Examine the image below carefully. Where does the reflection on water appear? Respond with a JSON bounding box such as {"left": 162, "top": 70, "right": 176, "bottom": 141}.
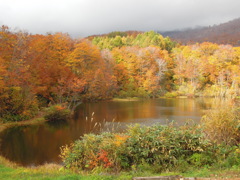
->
{"left": 0, "top": 98, "right": 235, "bottom": 166}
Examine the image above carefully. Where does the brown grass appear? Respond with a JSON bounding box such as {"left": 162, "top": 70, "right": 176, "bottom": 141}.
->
{"left": 201, "top": 107, "right": 240, "bottom": 145}
{"left": 0, "top": 155, "right": 19, "bottom": 168}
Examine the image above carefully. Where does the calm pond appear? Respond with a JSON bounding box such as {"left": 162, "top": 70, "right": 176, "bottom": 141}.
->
{"left": 0, "top": 98, "right": 233, "bottom": 166}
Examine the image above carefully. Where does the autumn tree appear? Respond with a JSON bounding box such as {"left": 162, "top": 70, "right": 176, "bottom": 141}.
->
{"left": 65, "top": 40, "right": 116, "bottom": 100}
{"left": 0, "top": 27, "right": 38, "bottom": 121}
{"left": 172, "top": 42, "right": 240, "bottom": 97}
{"left": 111, "top": 46, "right": 170, "bottom": 97}
{"left": 25, "top": 33, "right": 82, "bottom": 104}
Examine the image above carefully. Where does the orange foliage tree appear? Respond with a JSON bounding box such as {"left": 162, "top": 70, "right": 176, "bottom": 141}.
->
{"left": 65, "top": 40, "right": 116, "bottom": 100}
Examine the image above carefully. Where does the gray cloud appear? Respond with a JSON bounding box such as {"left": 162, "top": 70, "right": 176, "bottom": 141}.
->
{"left": 0, "top": 0, "right": 240, "bottom": 37}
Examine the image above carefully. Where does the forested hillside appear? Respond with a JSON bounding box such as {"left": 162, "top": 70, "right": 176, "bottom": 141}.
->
{"left": 1, "top": 26, "right": 240, "bottom": 122}
{"left": 162, "top": 18, "right": 240, "bottom": 46}
{"left": 86, "top": 31, "right": 143, "bottom": 41}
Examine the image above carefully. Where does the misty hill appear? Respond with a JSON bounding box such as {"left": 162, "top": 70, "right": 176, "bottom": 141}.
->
{"left": 161, "top": 18, "right": 240, "bottom": 46}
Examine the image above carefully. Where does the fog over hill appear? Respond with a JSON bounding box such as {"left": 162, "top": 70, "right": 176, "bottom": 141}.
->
{"left": 160, "top": 18, "right": 240, "bottom": 46}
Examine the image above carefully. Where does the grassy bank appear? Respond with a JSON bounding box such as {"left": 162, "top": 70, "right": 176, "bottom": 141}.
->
{"left": 0, "top": 157, "right": 82, "bottom": 180}
{"left": 0, "top": 157, "right": 240, "bottom": 180}
{"left": 0, "top": 155, "right": 163, "bottom": 180}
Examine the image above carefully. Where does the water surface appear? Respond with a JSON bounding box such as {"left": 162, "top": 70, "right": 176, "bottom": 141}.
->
{"left": 0, "top": 98, "right": 232, "bottom": 166}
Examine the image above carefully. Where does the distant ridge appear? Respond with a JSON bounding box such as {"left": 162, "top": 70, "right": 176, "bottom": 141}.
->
{"left": 161, "top": 18, "right": 240, "bottom": 46}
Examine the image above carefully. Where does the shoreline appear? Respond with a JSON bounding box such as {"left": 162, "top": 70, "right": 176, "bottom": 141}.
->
{"left": 0, "top": 112, "right": 47, "bottom": 134}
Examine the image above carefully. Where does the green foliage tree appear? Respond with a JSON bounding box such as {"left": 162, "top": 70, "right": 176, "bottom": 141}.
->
{"left": 92, "top": 31, "right": 177, "bottom": 51}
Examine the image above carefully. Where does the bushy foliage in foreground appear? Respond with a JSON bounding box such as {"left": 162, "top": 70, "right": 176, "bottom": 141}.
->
{"left": 60, "top": 124, "right": 230, "bottom": 173}
{"left": 60, "top": 107, "right": 240, "bottom": 173}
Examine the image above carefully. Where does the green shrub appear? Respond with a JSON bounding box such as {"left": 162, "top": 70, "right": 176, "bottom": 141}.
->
{"left": 222, "top": 146, "right": 240, "bottom": 167}
{"left": 60, "top": 124, "right": 212, "bottom": 172}
{"left": 60, "top": 132, "right": 127, "bottom": 172}
{"left": 188, "top": 153, "right": 214, "bottom": 167}
{"left": 220, "top": 146, "right": 240, "bottom": 168}
{"left": 44, "top": 104, "right": 71, "bottom": 122}
{"left": 164, "top": 91, "right": 178, "bottom": 98}
{"left": 60, "top": 122, "right": 240, "bottom": 173}
{"left": 203, "top": 144, "right": 240, "bottom": 171}
{"left": 125, "top": 124, "right": 211, "bottom": 170}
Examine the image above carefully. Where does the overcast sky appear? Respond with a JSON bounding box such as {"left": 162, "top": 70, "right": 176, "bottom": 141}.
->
{"left": 0, "top": 0, "right": 240, "bottom": 38}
